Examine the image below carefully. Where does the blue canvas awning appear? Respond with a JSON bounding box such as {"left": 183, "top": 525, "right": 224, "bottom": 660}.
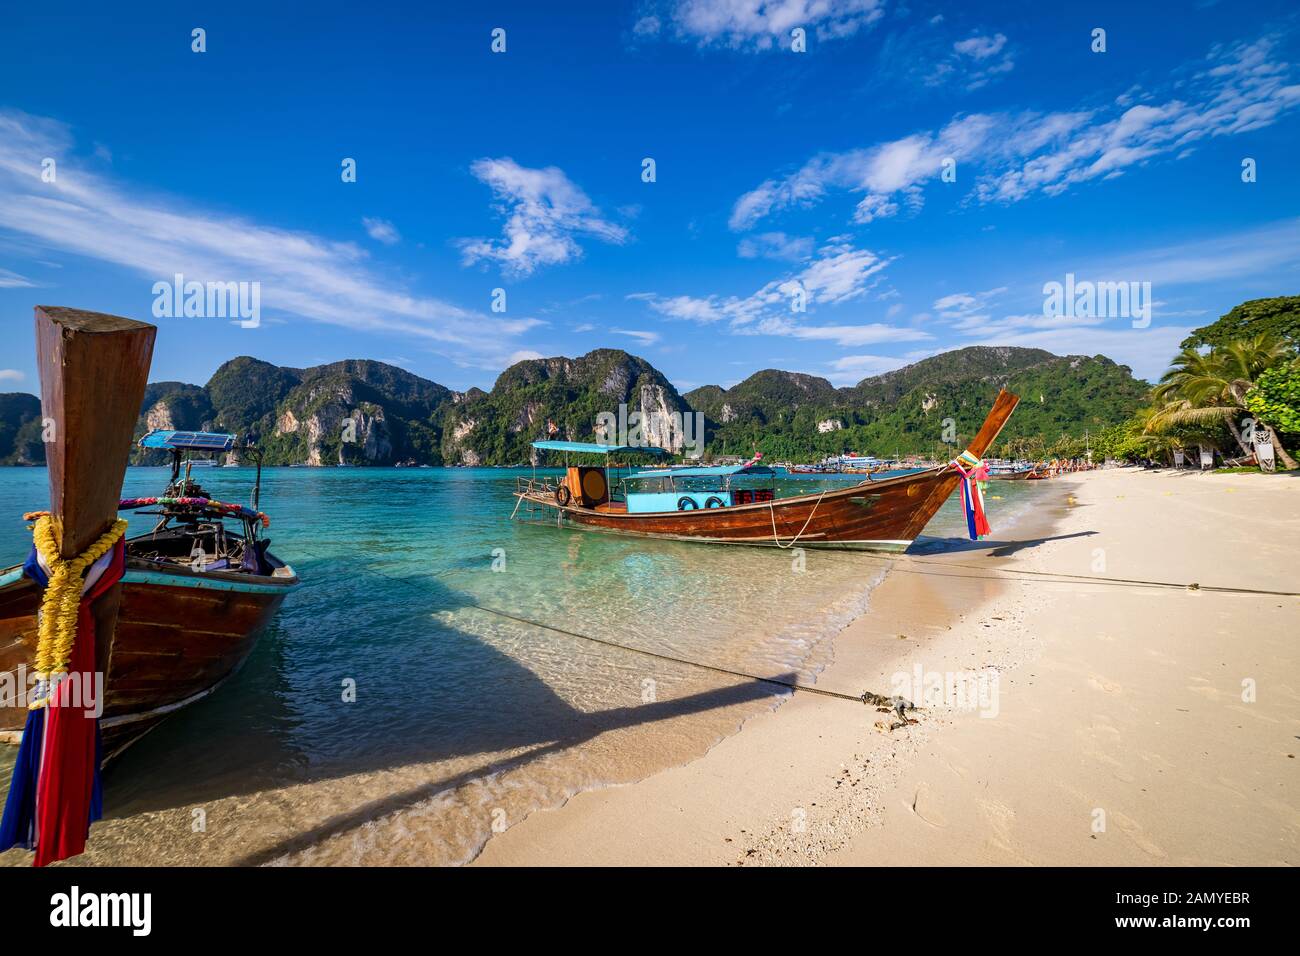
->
{"left": 139, "top": 430, "right": 236, "bottom": 451}
{"left": 625, "top": 464, "right": 774, "bottom": 480}
{"left": 531, "top": 440, "right": 670, "bottom": 456}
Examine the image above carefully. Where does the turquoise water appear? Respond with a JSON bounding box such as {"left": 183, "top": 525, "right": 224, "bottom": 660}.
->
{"left": 0, "top": 466, "right": 1045, "bottom": 865}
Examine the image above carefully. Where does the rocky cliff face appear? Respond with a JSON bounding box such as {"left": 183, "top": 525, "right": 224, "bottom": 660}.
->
{"left": 442, "top": 348, "right": 698, "bottom": 464}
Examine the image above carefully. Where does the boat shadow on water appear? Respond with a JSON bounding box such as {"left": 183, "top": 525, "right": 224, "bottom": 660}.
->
{"left": 100, "top": 552, "right": 791, "bottom": 846}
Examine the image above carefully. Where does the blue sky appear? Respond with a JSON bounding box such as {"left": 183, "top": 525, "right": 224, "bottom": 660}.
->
{"left": 1, "top": 1, "right": 1298, "bottom": 396}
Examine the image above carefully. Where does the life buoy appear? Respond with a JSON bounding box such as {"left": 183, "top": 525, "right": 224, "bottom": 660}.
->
{"left": 555, "top": 485, "right": 572, "bottom": 506}
{"left": 677, "top": 496, "right": 698, "bottom": 511}
{"left": 704, "top": 496, "right": 725, "bottom": 509}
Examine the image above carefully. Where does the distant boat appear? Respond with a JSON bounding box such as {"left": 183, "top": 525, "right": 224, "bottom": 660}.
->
{"left": 987, "top": 461, "right": 1035, "bottom": 480}
{"left": 513, "top": 391, "right": 1020, "bottom": 552}
{"left": 185, "top": 458, "right": 217, "bottom": 468}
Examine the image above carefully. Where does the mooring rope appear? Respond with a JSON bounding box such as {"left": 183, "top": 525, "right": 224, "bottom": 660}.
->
{"left": 810, "top": 550, "right": 1300, "bottom": 598}
{"left": 769, "top": 488, "right": 829, "bottom": 550}
{"left": 287, "top": 541, "right": 898, "bottom": 709}
{"left": 456, "top": 599, "right": 896, "bottom": 707}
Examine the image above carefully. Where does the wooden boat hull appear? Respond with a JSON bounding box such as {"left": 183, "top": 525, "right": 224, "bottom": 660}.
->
{"left": 989, "top": 469, "right": 1034, "bottom": 480}
{"left": 0, "top": 559, "right": 297, "bottom": 762}
{"left": 516, "top": 389, "right": 1021, "bottom": 551}
{"left": 521, "top": 465, "right": 962, "bottom": 550}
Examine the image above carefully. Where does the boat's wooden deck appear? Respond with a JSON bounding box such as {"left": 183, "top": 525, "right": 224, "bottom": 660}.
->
{"left": 593, "top": 501, "right": 628, "bottom": 513}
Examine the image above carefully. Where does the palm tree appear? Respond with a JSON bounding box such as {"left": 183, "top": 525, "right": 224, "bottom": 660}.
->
{"left": 1147, "top": 335, "right": 1298, "bottom": 469}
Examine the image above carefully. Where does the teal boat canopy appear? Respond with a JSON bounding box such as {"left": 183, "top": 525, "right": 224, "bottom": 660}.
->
{"left": 139, "top": 430, "right": 236, "bottom": 451}
{"left": 625, "top": 463, "right": 773, "bottom": 480}
{"left": 531, "top": 440, "right": 670, "bottom": 456}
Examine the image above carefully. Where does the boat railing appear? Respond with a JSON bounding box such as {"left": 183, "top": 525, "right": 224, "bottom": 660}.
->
{"left": 515, "top": 475, "right": 559, "bottom": 498}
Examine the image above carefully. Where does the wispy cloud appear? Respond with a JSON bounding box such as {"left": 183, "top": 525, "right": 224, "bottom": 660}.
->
{"left": 632, "top": 238, "right": 925, "bottom": 347}
{"left": 941, "top": 33, "right": 1015, "bottom": 90}
{"left": 0, "top": 267, "right": 35, "bottom": 288}
{"left": 731, "top": 35, "right": 1300, "bottom": 230}
{"left": 824, "top": 352, "right": 909, "bottom": 385}
{"left": 0, "top": 109, "right": 541, "bottom": 368}
{"left": 737, "top": 231, "right": 814, "bottom": 261}
{"left": 611, "top": 327, "right": 662, "bottom": 346}
{"left": 638, "top": 0, "right": 885, "bottom": 51}
{"left": 457, "top": 157, "right": 628, "bottom": 277}
{"left": 362, "top": 217, "right": 400, "bottom": 245}
{"left": 0, "top": 369, "right": 26, "bottom": 383}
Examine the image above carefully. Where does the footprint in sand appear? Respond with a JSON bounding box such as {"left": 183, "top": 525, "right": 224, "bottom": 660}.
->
{"left": 979, "top": 799, "right": 1022, "bottom": 855}
{"left": 1089, "top": 676, "right": 1123, "bottom": 694}
{"left": 1111, "top": 811, "right": 1168, "bottom": 859}
{"left": 907, "top": 782, "right": 947, "bottom": 828}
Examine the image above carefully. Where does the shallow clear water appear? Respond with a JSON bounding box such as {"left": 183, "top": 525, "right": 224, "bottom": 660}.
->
{"left": 0, "top": 466, "right": 1045, "bottom": 865}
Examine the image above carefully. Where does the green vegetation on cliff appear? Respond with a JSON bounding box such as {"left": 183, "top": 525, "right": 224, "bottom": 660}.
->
{"left": 0, "top": 344, "right": 1157, "bottom": 467}
{"left": 0, "top": 393, "right": 43, "bottom": 465}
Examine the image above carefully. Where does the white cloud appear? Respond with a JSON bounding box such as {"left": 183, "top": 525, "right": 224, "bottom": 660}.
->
{"left": 362, "top": 217, "right": 400, "bottom": 245}
{"left": 729, "top": 114, "right": 997, "bottom": 229}
{"left": 731, "top": 35, "right": 1300, "bottom": 229}
{"left": 652, "top": 0, "right": 885, "bottom": 50}
{"left": 0, "top": 369, "right": 25, "bottom": 383}
{"left": 966, "top": 325, "right": 1192, "bottom": 382}
{"left": 634, "top": 238, "right": 923, "bottom": 348}
{"left": 611, "top": 327, "right": 662, "bottom": 346}
{"left": 953, "top": 33, "right": 1006, "bottom": 60}
{"left": 633, "top": 15, "right": 662, "bottom": 37}
{"left": 945, "top": 33, "right": 1014, "bottom": 90}
{"left": 824, "top": 352, "right": 909, "bottom": 384}
{"left": 746, "top": 317, "right": 929, "bottom": 347}
{"left": 1088, "top": 218, "right": 1300, "bottom": 287}
{"left": 636, "top": 238, "right": 893, "bottom": 327}
{"left": 736, "top": 231, "right": 813, "bottom": 261}
{"left": 458, "top": 157, "right": 628, "bottom": 277}
{"left": 506, "top": 349, "right": 546, "bottom": 364}
{"left": 0, "top": 267, "right": 34, "bottom": 288}
{"left": 0, "top": 109, "right": 541, "bottom": 368}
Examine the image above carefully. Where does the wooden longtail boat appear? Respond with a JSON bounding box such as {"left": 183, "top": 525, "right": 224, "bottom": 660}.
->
{"left": 0, "top": 307, "right": 300, "bottom": 763}
{"left": 514, "top": 389, "right": 1020, "bottom": 551}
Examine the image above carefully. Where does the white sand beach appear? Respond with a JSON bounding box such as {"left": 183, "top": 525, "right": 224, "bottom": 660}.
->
{"left": 474, "top": 468, "right": 1300, "bottom": 866}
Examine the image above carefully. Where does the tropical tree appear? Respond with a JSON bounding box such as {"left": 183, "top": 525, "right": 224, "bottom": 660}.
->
{"left": 1245, "top": 357, "right": 1300, "bottom": 437}
{"left": 1147, "top": 335, "right": 1298, "bottom": 469}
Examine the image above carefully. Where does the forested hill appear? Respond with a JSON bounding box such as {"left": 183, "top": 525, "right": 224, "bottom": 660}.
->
{"left": 0, "top": 345, "right": 1149, "bottom": 465}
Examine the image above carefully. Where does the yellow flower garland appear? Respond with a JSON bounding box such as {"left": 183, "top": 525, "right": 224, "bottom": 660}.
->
{"left": 28, "top": 516, "right": 128, "bottom": 704}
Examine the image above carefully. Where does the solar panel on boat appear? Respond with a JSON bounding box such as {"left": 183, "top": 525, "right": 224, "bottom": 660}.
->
{"left": 138, "top": 430, "right": 236, "bottom": 451}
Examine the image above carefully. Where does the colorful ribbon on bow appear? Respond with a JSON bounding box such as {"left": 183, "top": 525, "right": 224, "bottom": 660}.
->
{"left": 952, "top": 450, "right": 991, "bottom": 540}
{"left": 0, "top": 516, "right": 127, "bottom": 866}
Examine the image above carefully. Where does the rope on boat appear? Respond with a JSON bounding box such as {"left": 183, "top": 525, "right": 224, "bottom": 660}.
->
{"left": 768, "top": 488, "right": 829, "bottom": 550}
